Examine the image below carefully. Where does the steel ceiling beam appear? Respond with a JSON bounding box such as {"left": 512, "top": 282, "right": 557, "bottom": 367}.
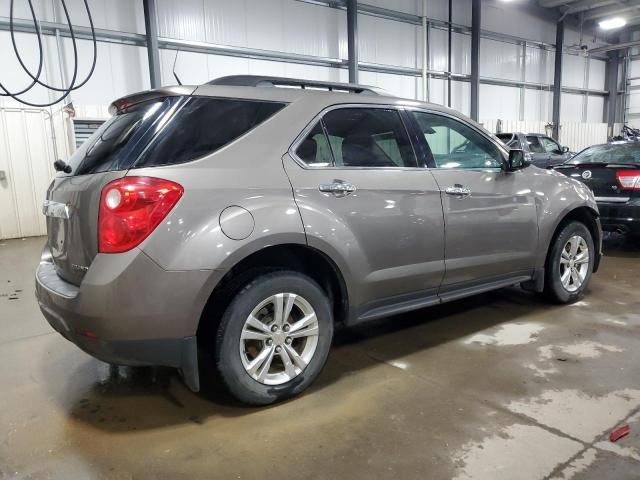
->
{"left": 539, "top": 0, "right": 579, "bottom": 7}
{"left": 590, "top": 38, "right": 640, "bottom": 54}
{"left": 583, "top": 3, "right": 640, "bottom": 20}
{"left": 560, "top": 0, "right": 621, "bottom": 14}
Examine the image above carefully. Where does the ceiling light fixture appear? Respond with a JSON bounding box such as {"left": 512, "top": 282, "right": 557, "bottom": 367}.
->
{"left": 599, "top": 17, "right": 627, "bottom": 30}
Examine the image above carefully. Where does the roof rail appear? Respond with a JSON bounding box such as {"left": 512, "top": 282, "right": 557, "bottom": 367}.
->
{"left": 205, "top": 75, "right": 384, "bottom": 95}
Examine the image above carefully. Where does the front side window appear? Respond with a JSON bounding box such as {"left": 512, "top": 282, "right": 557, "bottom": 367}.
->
{"left": 526, "top": 136, "right": 545, "bottom": 154}
{"left": 540, "top": 136, "right": 561, "bottom": 154}
{"left": 295, "top": 107, "right": 416, "bottom": 168}
{"left": 412, "top": 112, "right": 503, "bottom": 169}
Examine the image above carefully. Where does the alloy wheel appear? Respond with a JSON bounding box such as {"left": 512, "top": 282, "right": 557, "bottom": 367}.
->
{"left": 559, "top": 235, "right": 590, "bottom": 293}
{"left": 239, "top": 293, "right": 319, "bottom": 385}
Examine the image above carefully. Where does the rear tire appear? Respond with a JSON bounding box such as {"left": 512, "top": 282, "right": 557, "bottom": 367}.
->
{"left": 543, "top": 221, "right": 595, "bottom": 304}
{"left": 214, "top": 271, "right": 333, "bottom": 405}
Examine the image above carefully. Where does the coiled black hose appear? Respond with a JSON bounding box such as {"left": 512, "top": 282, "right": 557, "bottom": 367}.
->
{"left": 0, "top": 0, "right": 97, "bottom": 107}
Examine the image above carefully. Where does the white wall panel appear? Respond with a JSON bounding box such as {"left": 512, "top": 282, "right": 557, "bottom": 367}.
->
{"left": 586, "top": 96, "right": 604, "bottom": 123}
{"left": 588, "top": 59, "right": 606, "bottom": 91}
{"left": 480, "top": 38, "right": 521, "bottom": 82}
{"left": 560, "top": 93, "right": 584, "bottom": 122}
{"left": 560, "top": 123, "right": 608, "bottom": 152}
{"left": 359, "top": 14, "right": 418, "bottom": 68}
{"left": 525, "top": 46, "right": 553, "bottom": 85}
{"left": 479, "top": 84, "right": 520, "bottom": 121}
{"left": 0, "top": 108, "right": 56, "bottom": 239}
{"left": 482, "top": 119, "right": 548, "bottom": 136}
{"left": 0, "top": 32, "right": 55, "bottom": 107}
{"left": 429, "top": 29, "right": 470, "bottom": 75}
{"left": 157, "top": 0, "right": 207, "bottom": 41}
{"left": 61, "top": 39, "right": 149, "bottom": 106}
{"left": 483, "top": 3, "right": 555, "bottom": 43}
{"left": 359, "top": 72, "right": 421, "bottom": 100}
{"left": 0, "top": 0, "right": 144, "bottom": 33}
{"left": 562, "top": 54, "right": 586, "bottom": 89}
{"left": 285, "top": 2, "right": 346, "bottom": 59}
{"left": 524, "top": 89, "right": 552, "bottom": 122}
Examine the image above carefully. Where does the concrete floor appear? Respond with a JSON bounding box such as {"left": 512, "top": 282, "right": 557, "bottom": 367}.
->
{"left": 1, "top": 236, "right": 640, "bottom": 480}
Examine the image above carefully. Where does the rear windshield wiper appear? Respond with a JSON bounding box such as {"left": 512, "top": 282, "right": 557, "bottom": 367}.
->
{"left": 53, "top": 159, "right": 72, "bottom": 174}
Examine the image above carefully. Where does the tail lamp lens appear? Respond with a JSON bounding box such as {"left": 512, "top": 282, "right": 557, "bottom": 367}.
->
{"left": 98, "top": 176, "right": 183, "bottom": 253}
{"left": 616, "top": 170, "right": 640, "bottom": 191}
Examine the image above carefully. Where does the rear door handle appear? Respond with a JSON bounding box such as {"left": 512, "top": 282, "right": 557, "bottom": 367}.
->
{"left": 445, "top": 185, "right": 471, "bottom": 197}
{"left": 319, "top": 181, "right": 357, "bottom": 197}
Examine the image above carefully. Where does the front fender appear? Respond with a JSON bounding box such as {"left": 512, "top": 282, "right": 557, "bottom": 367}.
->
{"left": 532, "top": 168, "right": 599, "bottom": 267}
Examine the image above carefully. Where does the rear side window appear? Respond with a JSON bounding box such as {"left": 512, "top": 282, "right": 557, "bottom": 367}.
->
{"left": 67, "top": 97, "right": 285, "bottom": 175}
{"left": 135, "top": 97, "right": 285, "bottom": 168}
{"left": 295, "top": 107, "right": 416, "bottom": 168}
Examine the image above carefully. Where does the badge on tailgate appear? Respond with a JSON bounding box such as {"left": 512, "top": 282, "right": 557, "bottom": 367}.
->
{"left": 42, "top": 200, "right": 70, "bottom": 219}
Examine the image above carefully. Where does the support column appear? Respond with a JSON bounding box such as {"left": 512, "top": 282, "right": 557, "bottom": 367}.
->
{"left": 470, "top": 0, "right": 481, "bottom": 121}
{"left": 143, "top": 0, "right": 161, "bottom": 88}
{"left": 347, "top": 0, "right": 358, "bottom": 84}
{"left": 605, "top": 50, "right": 619, "bottom": 135}
{"left": 447, "top": 0, "right": 452, "bottom": 108}
{"left": 552, "top": 19, "right": 564, "bottom": 141}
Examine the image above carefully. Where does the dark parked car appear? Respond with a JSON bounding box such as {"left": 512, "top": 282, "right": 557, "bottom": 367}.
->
{"left": 496, "top": 132, "right": 572, "bottom": 168}
{"left": 554, "top": 142, "right": 640, "bottom": 237}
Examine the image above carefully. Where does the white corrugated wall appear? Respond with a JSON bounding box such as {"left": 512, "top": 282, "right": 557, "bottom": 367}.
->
{"left": 0, "top": 108, "right": 56, "bottom": 239}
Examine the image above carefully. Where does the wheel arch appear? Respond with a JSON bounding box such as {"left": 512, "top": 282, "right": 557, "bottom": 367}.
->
{"left": 546, "top": 206, "right": 601, "bottom": 273}
{"left": 196, "top": 243, "right": 350, "bottom": 350}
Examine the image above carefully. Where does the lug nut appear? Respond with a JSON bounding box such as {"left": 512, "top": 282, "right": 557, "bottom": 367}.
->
{"left": 283, "top": 324, "right": 290, "bottom": 332}
{"left": 266, "top": 339, "right": 273, "bottom": 346}
{"left": 275, "top": 346, "right": 282, "bottom": 353}
{"left": 285, "top": 337, "right": 292, "bottom": 345}
{"left": 271, "top": 325, "right": 278, "bottom": 332}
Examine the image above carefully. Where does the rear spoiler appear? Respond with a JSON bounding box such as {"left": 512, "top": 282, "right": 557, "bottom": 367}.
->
{"left": 108, "top": 86, "right": 197, "bottom": 115}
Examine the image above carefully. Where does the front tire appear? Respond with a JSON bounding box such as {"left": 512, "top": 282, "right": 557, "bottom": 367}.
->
{"left": 214, "top": 271, "right": 333, "bottom": 405}
{"left": 544, "top": 221, "right": 595, "bottom": 303}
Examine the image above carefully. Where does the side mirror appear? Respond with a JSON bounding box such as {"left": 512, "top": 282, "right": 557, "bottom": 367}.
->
{"left": 507, "top": 149, "right": 528, "bottom": 171}
{"left": 562, "top": 146, "right": 570, "bottom": 153}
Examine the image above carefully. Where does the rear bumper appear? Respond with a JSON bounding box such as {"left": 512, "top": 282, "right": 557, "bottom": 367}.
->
{"left": 597, "top": 202, "right": 640, "bottom": 234}
{"left": 35, "top": 246, "right": 224, "bottom": 392}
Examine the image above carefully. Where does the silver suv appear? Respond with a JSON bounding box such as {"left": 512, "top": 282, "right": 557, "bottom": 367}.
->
{"left": 36, "top": 76, "right": 602, "bottom": 405}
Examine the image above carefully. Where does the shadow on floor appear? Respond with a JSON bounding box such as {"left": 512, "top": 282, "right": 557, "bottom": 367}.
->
{"left": 45, "top": 284, "right": 558, "bottom": 434}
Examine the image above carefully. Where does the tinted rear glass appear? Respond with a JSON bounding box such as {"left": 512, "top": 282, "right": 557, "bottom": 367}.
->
{"left": 135, "top": 97, "right": 285, "bottom": 168}
{"left": 66, "top": 96, "right": 285, "bottom": 175}
{"left": 568, "top": 144, "right": 640, "bottom": 165}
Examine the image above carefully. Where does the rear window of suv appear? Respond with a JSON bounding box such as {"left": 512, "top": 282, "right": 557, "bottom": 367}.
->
{"left": 67, "top": 97, "right": 285, "bottom": 175}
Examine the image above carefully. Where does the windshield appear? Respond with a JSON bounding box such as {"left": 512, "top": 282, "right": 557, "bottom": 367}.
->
{"left": 567, "top": 143, "right": 640, "bottom": 165}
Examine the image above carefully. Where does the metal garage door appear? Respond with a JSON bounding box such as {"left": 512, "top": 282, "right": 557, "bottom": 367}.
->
{"left": 0, "top": 108, "right": 56, "bottom": 240}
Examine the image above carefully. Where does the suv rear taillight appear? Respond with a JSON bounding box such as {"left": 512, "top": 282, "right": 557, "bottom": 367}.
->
{"left": 616, "top": 171, "right": 640, "bottom": 191}
{"left": 98, "top": 177, "right": 183, "bottom": 253}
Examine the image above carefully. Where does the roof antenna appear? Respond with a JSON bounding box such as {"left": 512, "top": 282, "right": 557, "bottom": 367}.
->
{"left": 172, "top": 49, "right": 183, "bottom": 85}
